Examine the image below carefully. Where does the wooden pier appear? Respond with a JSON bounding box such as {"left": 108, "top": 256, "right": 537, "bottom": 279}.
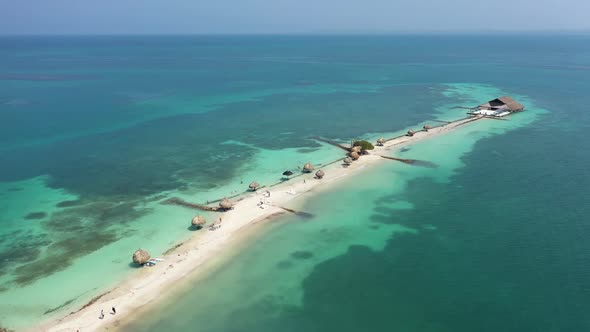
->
{"left": 161, "top": 197, "right": 222, "bottom": 211}
{"left": 310, "top": 136, "right": 351, "bottom": 151}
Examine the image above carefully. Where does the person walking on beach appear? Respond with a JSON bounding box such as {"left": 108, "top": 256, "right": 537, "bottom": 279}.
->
{"left": 111, "top": 306, "right": 116, "bottom": 315}
{"left": 99, "top": 309, "right": 104, "bottom": 319}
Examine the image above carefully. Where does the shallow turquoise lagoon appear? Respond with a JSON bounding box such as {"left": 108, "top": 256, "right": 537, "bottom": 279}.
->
{"left": 1, "top": 35, "right": 589, "bottom": 331}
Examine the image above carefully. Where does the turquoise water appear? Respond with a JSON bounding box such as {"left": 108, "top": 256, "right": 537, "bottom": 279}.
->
{"left": 123, "top": 107, "right": 547, "bottom": 332}
{"left": 1, "top": 35, "right": 590, "bottom": 330}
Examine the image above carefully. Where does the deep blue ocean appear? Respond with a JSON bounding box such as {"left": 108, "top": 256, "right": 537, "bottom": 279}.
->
{"left": 0, "top": 35, "right": 589, "bottom": 331}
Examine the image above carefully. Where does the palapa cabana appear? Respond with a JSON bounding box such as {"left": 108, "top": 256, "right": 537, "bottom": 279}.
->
{"left": 132, "top": 248, "right": 150, "bottom": 265}
{"left": 350, "top": 151, "right": 360, "bottom": 160}
{"left": 343, "top": 157, "right": 353, "bottom": 166}
{"left": 478, "top": 96, "right": 524, "bottom": 112}
{"left": 406, "top": 129, "right": 416, "bottom": 137}
{"left": 191, "top": 215, "right": 206, "bottom": 228}
{"left": 423, "top": 125, "right": 433, "bottom": 131}
{"left": 219, "top": 198, "right": 234, "bottom": 211}
{"left": 303, "top": 163, "right": 315, "bottom": 173}
{"left": 376, "top": 137, "right": 385, "bottom": 146}
{"left": 248, "top": 181, "right": 260, "bottom": 191}
{"left": 350, "top": 146, "right": 362, "bottom": 154}
{"left": 315, "top": 169, "right": 325, "bottom": 179}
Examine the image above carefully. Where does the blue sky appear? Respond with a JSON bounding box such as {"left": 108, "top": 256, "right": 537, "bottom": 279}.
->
{"left": 1, "top": 0, "right": 589, "bottom": 34}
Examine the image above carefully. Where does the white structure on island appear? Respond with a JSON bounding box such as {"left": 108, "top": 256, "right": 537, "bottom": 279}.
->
{"left": 469, "top": 96, "right": 525, "bottom": 117}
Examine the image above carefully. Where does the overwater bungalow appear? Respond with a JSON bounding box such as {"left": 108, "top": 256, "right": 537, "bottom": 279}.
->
{"left": 470, "top": 96, "right": 525, "bottom": 117}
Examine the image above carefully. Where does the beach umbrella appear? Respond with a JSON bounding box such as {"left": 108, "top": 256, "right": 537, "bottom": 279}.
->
{"left": 377, "top": 137, "right": 385, "bottom": 146}
{"left": 343, "top": 157, "right": 353, "bottom": 165}
{"left": 249, "top": 181, "right": 260, "bottom": 191}
{"left": 350, "top": 151, "right": 360, "bottom": 160}
{"left": 219, "top": 198, "right": 234, "bottom": 210}
{"left": 282, "top": 170, "right": 293, "bottom": 176}
{"left": 315, "top": 169, "right": 325, "bottom": 179}
{"left": 132, "top": 248, "right": 150, "bottom": 265}
{"left": 191, "top": 215, "right": 206, "bottom": 227}
{"left": 303, "top": 163, "right": 314, "bottom": 173}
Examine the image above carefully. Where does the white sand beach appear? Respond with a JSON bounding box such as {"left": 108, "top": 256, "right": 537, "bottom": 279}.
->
{"left": 35, "top": 116, "right": 484, "bottom": 332}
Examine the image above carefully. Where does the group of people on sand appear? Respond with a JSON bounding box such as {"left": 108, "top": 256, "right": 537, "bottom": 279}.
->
{"left": 258, "top": 190, "right": 271, "bottom": 209}
{"left": 209, "top": 217, "right": 222, "bottom": 231}
{"left": 99, "top": 306, "right": 116, "bottom": 319}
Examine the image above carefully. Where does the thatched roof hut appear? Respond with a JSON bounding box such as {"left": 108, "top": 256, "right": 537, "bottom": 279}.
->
{"left": 191, "top": 215, "right": 206, "bottom": 227}
{"left": 423, "top": 125, "right": 433, "bottom": 131}
{"left": 343, "top": 157, "right": 353, "bottom": 165}
{"left": 350, "top": 146, "right": 362, "bottom": 153}
{"left": 406, "top": 129, "right": 416, "bottom": 137}
{"left": 376, "top": 137, "right": 385, "bottom": 146}
{"left": 219, "top": 198, "right": 233, "bottom": 210}
{"left": 478, "top": 96, "right": 524, "bottom": 112}
{"left": 132, "top": 248, "right": 150, "bottom": 265}
{"left": 303, "top": 163, "right": 314, "bottom": 173}
{"left": 315, "top": 169, "right": 325, "bottom": 179}
{"left": 248, "top": 181, "right": 260, "bottom": 191}
{"left": 350, "top": 151, "right": 360, "bottom": 160}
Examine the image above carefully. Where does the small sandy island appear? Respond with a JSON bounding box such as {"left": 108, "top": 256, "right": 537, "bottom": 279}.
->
{"left": 34, "top": 115, "right": 484, "bottom": 332}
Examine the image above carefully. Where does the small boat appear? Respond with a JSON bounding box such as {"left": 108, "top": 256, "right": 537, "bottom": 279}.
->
{"left": 144, "top": 258, "right": 158, "bottom": 267}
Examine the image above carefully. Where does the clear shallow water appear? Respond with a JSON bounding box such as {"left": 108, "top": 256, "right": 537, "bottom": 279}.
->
{"left": 123, "top": 95, "right": 552, "bottom": 332}
{"left": 1, "top": 35, "right": 589, "bottom": 330}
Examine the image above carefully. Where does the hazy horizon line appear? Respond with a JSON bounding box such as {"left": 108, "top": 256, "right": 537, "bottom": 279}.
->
{"left": 1, "top": 29, "right": 590, "bottom": 37}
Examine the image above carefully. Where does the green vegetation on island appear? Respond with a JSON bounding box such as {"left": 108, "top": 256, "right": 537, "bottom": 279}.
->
{"left": 352, "top": 140, "right": 375, "bottom": 151}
